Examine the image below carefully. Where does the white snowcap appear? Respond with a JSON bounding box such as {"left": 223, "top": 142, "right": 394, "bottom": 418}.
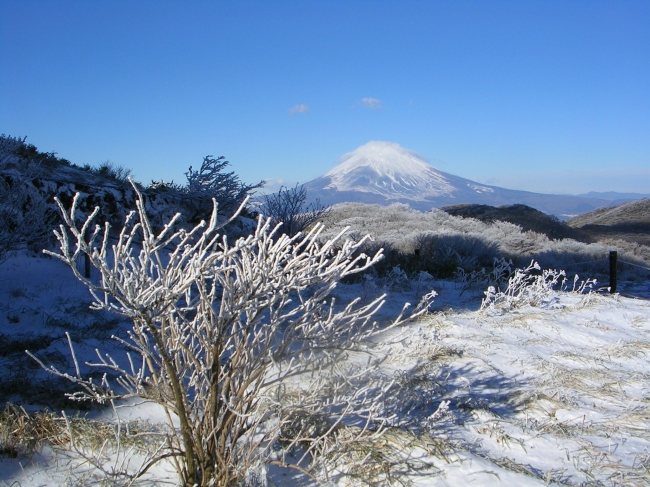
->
{"left": 324, "top": 141, "right": 456, "bottom": 200}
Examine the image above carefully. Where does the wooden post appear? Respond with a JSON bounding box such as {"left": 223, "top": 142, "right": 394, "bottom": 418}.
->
{"left": 609, "top": 250, "right": 617, "bottom": 294}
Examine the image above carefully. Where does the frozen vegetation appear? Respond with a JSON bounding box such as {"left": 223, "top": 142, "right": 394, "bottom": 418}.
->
{"left": 1, "top": 136, "right": 650, "bottom": 486}
{"left": 1, "top": 239, "right": 649, "bottom": 486}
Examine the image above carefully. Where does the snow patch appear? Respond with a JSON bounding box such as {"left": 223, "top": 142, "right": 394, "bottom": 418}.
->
{"left": 467, "top": 182, "right": 494, "bottom": 193}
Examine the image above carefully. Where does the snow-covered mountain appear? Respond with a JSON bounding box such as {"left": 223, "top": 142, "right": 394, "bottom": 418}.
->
{"left": 321, "top": 141, "right": 459, "bottom": 201}
{"left": 304, "top": 141, "right": 623, "bottom": 217}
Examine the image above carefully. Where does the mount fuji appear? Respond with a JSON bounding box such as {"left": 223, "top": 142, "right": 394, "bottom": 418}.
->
{"left": 303, "top": 141, "right": 621, "bottom": 218}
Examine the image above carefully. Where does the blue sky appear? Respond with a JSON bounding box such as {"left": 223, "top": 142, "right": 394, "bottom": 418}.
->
{"left": 1, "top": 1, "right": 649, "bottom": 195}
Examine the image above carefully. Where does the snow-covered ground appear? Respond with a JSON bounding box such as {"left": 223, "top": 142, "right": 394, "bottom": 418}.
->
{"left": 1, "top": 250, "right": 649, "bottom": 486}
{"left": 383, "top": 291, "right": 650, "bottom": 486}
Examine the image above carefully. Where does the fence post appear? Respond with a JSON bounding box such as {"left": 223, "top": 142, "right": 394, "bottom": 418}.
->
{"left": 609, "top": 250, "right": 617, "bottom": 294}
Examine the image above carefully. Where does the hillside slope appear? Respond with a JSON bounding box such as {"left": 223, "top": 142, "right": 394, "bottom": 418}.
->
{"left": 567, "top": 198, "right": 650, "bottom": 245}
{"left": 440, "top": 203, "right": 589, "bottom": 241}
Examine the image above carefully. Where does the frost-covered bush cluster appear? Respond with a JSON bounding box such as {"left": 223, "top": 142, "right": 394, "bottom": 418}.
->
{"left": 455, "top": 256, "right": 513, "bottom": 294}
{"left": 0, "top": 134, "right": 27, "bottom": 164}
{"left": 0, "top": 174, "right": 54, "bottom": 262}
{"left": 145, "top": 155, "right": 264, "bottom": 229}
{"left": 360, "top": 267, "right": 438, "bottom": 304}
{"left": 186, "top": 155, "right": 262, "bottom": 203}
{"left": 1, "top": 134, "right": 74, "bottom": 171}
{"left": 81, "top": 160, "right": 133, "bottom": 183}
{"left": 0, "top": 135, "right": 265, "bottom": 255}
{"left": 319, "top": 202, "right": 647, "bottom": 282}
{"left": 31, "top": 183, "right": 434, "bottom": 486}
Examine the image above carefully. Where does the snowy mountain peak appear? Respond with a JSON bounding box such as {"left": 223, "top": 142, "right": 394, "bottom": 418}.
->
{"left": 326, "top": 141, "right": 431, "bottom": 179}
{"left": 323, "top": 141, "right": 455, "bottom": 200}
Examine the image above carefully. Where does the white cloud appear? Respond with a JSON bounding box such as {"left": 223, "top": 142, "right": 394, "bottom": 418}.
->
{"left": 361, "top": 97, "right": 382, "bottom": 109}
{"left": 288, "top": 104, "right": 309, "bottom": 115}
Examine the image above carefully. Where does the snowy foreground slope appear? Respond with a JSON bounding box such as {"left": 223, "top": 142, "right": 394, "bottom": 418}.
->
{"left": 1, "top": 253, "right": 649, "bottom": 486}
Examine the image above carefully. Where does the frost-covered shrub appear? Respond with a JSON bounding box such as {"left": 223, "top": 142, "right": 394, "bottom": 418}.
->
{"left": 414, "top": 232, "right": 498, "bottom": 277}
{"left": 480, "top": 261, "right": 564, "bottom": 312}
{"left": 320, "top": 204, "right": 511, "bottom": 278}
{"left": 85, "top": 160, "right": 132, "bottom": 183}
{"left": 0, "top": 134, "right": 27, "bottom": 165}
{"left": 147, "top": 155, "right": 264, "bottom": 225}
{"left": 30, "top": 183, "right": 435, "bottom": 486}
{"left": 362, "top": 265, "right": 412, "bottom": 292}
{"left": 1, "top": 134, "right": 72, "bottom": 169}
{"left": 184, "top": 155, "right": 264, "bottom": 215}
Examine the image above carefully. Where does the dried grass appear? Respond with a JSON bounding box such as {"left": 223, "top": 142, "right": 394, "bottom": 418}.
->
{"left": 0, "top": 403, "right": 168, "bottom": 460}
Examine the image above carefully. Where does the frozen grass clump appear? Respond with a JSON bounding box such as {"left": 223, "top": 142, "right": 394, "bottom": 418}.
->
{"left": 480, "top": 261, "right": 597, "bottom": 314}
